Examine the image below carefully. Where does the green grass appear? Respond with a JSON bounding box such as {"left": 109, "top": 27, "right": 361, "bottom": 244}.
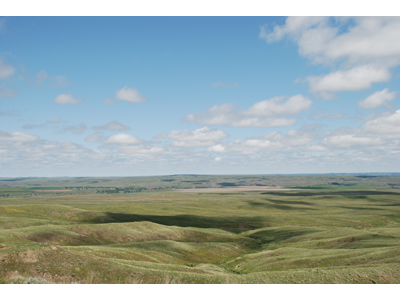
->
{"left": 1, "top": 175, "right": 400, "bottom": 283}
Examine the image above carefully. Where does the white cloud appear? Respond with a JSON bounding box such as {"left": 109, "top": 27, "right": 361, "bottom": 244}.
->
{"left": 263, "top": 17, "right": 400, "bottom": 67}
{"left": 322, "top": 134, "right": 381, "bottom": 148}
{"left": 106, "top": 133, "right": 143, "bottom": 144}
{"left": 0, "top": 131, "right": 38, "bottom": 142}
{"left": 208, "top": 144, "right": 226, "bottom": 153}
{"left": 244, "top": 95, "right": 312, "bottom": 117}
{"left": 0, "top": 83, "right": 19, "bottom": 98}
{"left": 116, "top": 87, "right": 147, "bottom": 103}
{"left": 261, "top": 16, "right": 328, "bottom": 43}
{"left": 183, "top": 95, "right": 312, "bottom": 128}
{"left": 0, "top": 60, "right": 15, "bottom": 80}
{"left": 263, "top": 17, "right": 400, "bottom": 96}
{"left": 54, "top": 94, "right": 83, "bottom": 105}
{"left": 214, "top": 157, "right": 222, "bottom": 162}
{"left": 362, "top": 109, "right": 400, "bottom": 138}
{"left": 358, "top": 88, "right": 397, "bottom": 110}
{"left": 92, "top": 121, "right": 130, "bottom": 131}
{"left": 306, "top": 66, "right": 391, "bottom": 96}
{"left": 155, "top": 127, "right": 229, "bottom": 148}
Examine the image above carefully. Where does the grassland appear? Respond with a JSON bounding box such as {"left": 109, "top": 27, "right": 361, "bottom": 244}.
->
{"left": 1, "top": 174, "right": 400, "bottom": 284}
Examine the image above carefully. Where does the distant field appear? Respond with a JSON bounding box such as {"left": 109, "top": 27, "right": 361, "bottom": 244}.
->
{"left": 175, "top": 186, "right": 299, "bottom": 192}
{"left": 1, "top": 175, "right": 400, "bottom": 284}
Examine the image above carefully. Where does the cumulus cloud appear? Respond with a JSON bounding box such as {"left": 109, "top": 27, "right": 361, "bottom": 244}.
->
{"left": 116, "top": 87, "right": 147, "bottom": 103}
{"left": 263, "top": 17, "right": 400, "bottom": 67}
{"left": 0, "top": 83, "right": 19, "bottom": 98}
{"left": 226, "top": 127, "right": 318, "bottom": 155}
{"left": 306, "top": 66, "right": 391, "bottom": 96}
{"left": 106, "top": 133, "right": 143, "bottom": 144}
{"left": 322, "top": 134, "right": 381, "bottom": 148}
{"left": 263, "top": 17, "right": 400, "bottom": 96}
{"left": 362, "top": 109, "right": 400, "bottom": 138}
{"left": 155, "top": 127, "right": 229, "bottom": 148}
{"left": 211, "top": 82, "right": 241, "bottom": 88}
{"left": 54, "top": 94, "right": 83, "bottom": 105}
{"left": 244, "top": 95, "right": 312, "bottom": 117}
{"left": 183, "top": 95, "right": 312, "bottom": 127}
{"left": 0, "top": 60, "right": 15, "bottom": 80}
{"left": 208, "top": 144, "right": 226, "bottom": 153}
{"left": 92, "top": 121, "right": 130, "bottom": 131}
{"left": 358, "top": 88, "right": 397, "bottom": 110}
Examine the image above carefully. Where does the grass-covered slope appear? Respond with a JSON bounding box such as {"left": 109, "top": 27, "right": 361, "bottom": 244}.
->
{"left": 1, "top": 183, "right": 400, "bottom": 284}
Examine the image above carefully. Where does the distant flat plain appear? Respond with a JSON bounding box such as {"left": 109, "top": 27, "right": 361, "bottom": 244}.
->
{"left": 176, "top": 186, "right": 300, "bottom": 192}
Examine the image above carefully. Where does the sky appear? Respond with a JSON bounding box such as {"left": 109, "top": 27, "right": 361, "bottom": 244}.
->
{"left": 1, "top": 14, "right": 400, "bottom": 176}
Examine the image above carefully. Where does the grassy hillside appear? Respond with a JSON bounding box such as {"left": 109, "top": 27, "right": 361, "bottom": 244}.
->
{"left": 1, "top": 175, "right": 400, "bottom": 283}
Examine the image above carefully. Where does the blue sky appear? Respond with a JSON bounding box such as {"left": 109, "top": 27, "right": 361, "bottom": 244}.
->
{"left": 1, "top": 15, "right": 400, "bottom": 176}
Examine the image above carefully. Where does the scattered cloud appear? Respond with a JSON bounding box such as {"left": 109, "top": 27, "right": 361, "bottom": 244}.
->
{"left": 208, "top": 144, "right": 226, "bottom": 153}
{"left": 23, "top": 123, "right": 47, "bottom": 130}
{"left": 183, "top": 95, "right": 312, "bottom": 127}
{"left": 47, "top": 117, "right": 62, "bottom": 124}
{"left": 322, "top": 134, "right": 381, "bottom": 148}
{"left": 358, "top": 88, "right": 397, "bottom": 110}
{"left": 362, "top": 109, "right": 400, "bottom": 138}
{"left": 0, "top": 130, "right": 38, "bottom": 142}
{"left": 262, "top": 17, "right": 400, "bottom": 67}
{"left": 92, "top": 121, "right": 130, "bottom": 131}
{"left": 263, "top": 17, "right": 400, "bottom": 96}
{"left": 0, "top": 60, "right": 15, "bottom": 80}
{"left": 0, "top": 83, "right": 19, "bottom": 98}
{"left": 85, "top": 133, "right": 104, "bottom": 143}
{"left": 155, "top": 127, "right": 229, "bottom": 148}
{"left": 54, "top": 94, "right": 83, "bottom": 105}
{"left": 105, "top": 133, "right": 143, "bottom": 144}
{"left": 211, "top": 82, "right": 241, "bottom": 88}
{"left": 115, "top": 87, "right": 147, "bottom": 103}
{"left": 306, "top": 66, "right": 391, "bottom": 98}
{"left": 309, "top": 112, "right": 343, "bottom": 120}
{"left": 64, "top": 123, "right": 87, "bottom": 134}
{"left": 34, "top": 70, "right": 70, "bottom": 88}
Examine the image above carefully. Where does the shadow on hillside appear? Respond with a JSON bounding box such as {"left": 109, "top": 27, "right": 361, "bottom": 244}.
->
{"left": 247, "top": 201, "right": 315, "bottom": 210}
{"left": 92, "top": 213, "right": 266, "bottom": 233}
{"left": 267, "top": 199, "right": 314, "bottom": 206}
{"left": 335, "top": 206, "right": 385, "bottom": 211}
